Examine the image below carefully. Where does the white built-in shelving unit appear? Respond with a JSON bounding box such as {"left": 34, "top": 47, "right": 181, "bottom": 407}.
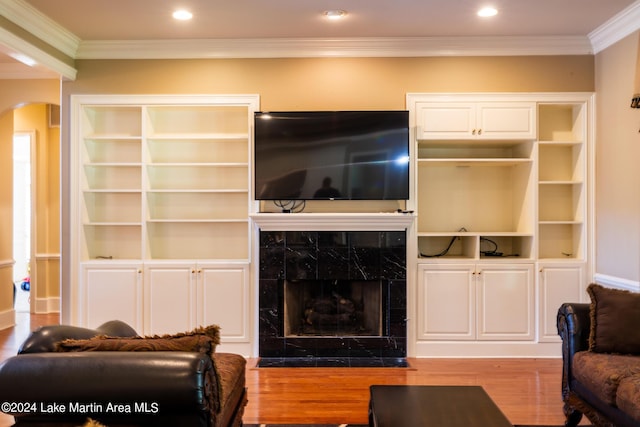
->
{"left": 407, "top": 93, "right": 594, "bottom": 356}
{"left": 71, "top": 95, "right": 259, "bottom": 354}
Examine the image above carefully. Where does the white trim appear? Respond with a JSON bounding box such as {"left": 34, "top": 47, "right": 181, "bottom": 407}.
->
{"left": 34, "top": 296, "right": 60, "bottom": 314}
{"left": 589, "top": 0, "right": 640, "bottom": 54}
{"left": 0, "top": 0, "right": 80, "bottom": 58}
{"left": 250, "top": 212, "right": 415, "bottom": 231}
{"left": 594, "top": 273, "right": 640, "bottom": 292}
{"left": 0, "top": 258, "right": 14, "bottom": 268}
{"left": 76, "top": 36, "right": 594, "bottom": 59}
{"left": 0, "top": 26, "right": 76, "bottom": 80}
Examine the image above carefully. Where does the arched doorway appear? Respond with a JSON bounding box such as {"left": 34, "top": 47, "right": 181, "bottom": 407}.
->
{"left": 1, "top": 102, "right": 61, "bottom": 328}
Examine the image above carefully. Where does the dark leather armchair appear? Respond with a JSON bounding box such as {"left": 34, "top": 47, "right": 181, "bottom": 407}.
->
{"left": 0, "top": 321, "right": 247, "bottom": 427}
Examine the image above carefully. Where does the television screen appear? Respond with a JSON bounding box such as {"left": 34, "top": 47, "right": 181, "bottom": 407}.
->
{"left": 254, "top": 111, "right": 410, "bottom": 200}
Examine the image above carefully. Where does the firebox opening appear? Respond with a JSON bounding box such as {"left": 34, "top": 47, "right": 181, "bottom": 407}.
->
{"left": 284, "top": 279, "right": 382, "bottom": 337}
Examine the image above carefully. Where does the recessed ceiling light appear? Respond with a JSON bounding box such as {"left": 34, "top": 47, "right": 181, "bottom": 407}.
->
{"left": 324, "top": 10, "right": 347, "bottom": 20}
{"left": 477, "top": 7, "right": 498, "bottom": 17}
{"left": 172, "top": 9, "right": 193, "bottom": 20}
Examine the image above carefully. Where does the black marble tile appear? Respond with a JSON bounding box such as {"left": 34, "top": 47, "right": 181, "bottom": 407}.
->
{"left": 260, "top": 247, "right": 285, "bottom": 279}
{"left": 285, "top": 247, "right": 318, "bottom": 280}
{"left": 317, "top": 248, "right": 350, "bottom": 279}
{"left": 258, "top": 230, "right": 407, "bottom": 361}
{"left": 256, "top": 357, "right": 408, "bottom": 368}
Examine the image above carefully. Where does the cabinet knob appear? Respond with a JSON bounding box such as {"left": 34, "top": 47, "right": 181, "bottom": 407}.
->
{"left": 472, "top": 129, "right": 476, "bottom": 135}
{"left": 478, "top": 129, "right": 482, "bottom": 135}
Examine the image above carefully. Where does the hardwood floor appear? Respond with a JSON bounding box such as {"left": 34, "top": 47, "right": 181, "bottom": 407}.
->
{"left": 0, "top": 313, "right": 591, "bottom": 426}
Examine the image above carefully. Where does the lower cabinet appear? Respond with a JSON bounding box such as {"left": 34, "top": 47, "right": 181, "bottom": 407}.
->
{"left": 537, "top": 262, "right": 585, "bottom": 342}
{"left": 417, "top": 263, "right": 535, "bottom": 341}
{"left": 81, "top": 262, "right": 143, "bottom": 332}
{"left": 81, "top": 261, "right": 249, "bottom": 343}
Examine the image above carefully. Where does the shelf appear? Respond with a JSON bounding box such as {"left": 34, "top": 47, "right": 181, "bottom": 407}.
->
{"left": 146, "top": 222, "right": 249, "bottom": 259}
{"left": 146, "top": 165, "right": 248, "bottom": 191}
{"left": 145, "top": 105, "right": 249, "bottom": 136}
{"left": 418, "top": 158, "right": 532, "bottom": 167}
{"left": 146, "top": 137, "right": 248, "bottom": 163}
{"left": 84, "top": 165, "right": 142, "bottom": 190}
{"left": 538, "top": 223, "right": 584, "bottom": 259}
{"left": 83, "top": 106, "right": 142, "bottom": 137}
{"left": 538, "top": 104, "right": 585, "bottom": 142}
{"left": 84, "top": 138, "right": 142, "bottom": 163}
{"left": 417, "top": 234, "right": 533, "bottom": 260}
{"left": 84, "top": 224, "right": 142, "bottom": 260}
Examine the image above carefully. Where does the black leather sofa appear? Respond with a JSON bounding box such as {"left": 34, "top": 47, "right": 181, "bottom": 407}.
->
{"left": 557, "top": 302, "right": 640, "bottom": 427}
{"left": 0, "top": 321, "right": 247, "bottom": 427}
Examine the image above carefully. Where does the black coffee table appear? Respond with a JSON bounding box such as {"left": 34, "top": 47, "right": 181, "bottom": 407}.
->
{"left": 369, "top": 385, "right": 513, "bottom": 427}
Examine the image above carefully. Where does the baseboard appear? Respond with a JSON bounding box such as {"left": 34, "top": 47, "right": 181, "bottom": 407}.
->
{"left": 0, "top": 308, "right": 16, "bottom": 330}
{"left": 594, "top": 273, "right": 640, "bottom": 292}
{"left": 35, "top": 296, "right": 60, "bottom": 314}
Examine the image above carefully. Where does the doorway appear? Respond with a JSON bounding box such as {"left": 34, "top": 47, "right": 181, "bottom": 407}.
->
{"left": 13, "top": 131, "right": 34, "bottom": 313}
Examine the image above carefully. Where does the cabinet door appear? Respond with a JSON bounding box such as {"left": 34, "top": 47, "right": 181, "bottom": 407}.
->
{"left": 81, "top": 263, "right": 143, "bottom": 331}
{"left": 198, "top": 265, "right": 249, "bottom": 343}
{"left": 144, "top": 263, "right": 197, "bottom": 335}
{"left": 417, "top": 264, "right": 476, "bottom": 340}
{"left": 476, "top": 103, "right": 536, "bottom": 139}
{"left": 416, "top": 103, "right": 476, "bottom": 139}
{"left": 476, "top": 264, "right": 534, "bottom": 341}
{"left": 538, "top": 262, "right": 585, "bottom": 342}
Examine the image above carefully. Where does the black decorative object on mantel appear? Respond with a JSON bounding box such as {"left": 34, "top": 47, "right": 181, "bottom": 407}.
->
{"left": 258, "top": 230, "right": 407, "bottom": 367}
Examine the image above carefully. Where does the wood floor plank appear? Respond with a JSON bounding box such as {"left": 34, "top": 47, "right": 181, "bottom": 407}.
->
{"left": 0, "top": 314, "right": 591, "bottom": 426}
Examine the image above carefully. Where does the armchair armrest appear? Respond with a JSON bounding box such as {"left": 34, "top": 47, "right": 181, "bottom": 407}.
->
{"left": 0, "top": 351, "right": 217, "bottom": 426}
{"left": 557, "top": 302, "right": 590, "bottom": 399}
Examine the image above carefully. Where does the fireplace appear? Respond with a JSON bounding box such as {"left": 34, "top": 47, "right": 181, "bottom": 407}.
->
{"left": 284, "top": 279, "right": 382, "bottom": 337}
{"left": 258, "top": 230, "right": 407, "bottom": 367}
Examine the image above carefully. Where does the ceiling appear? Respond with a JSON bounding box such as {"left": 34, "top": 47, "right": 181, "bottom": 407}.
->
{"left": 1, "top": 0, "right": 639, "bottom": 79}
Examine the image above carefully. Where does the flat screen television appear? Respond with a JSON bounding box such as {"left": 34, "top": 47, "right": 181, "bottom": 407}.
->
{"left": 254, "top": 110, "right": 410, "bottom": 201}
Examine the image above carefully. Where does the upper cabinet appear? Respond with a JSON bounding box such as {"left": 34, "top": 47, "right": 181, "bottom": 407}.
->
{"left": 415, "top": 101, "right": 536, "bottom": 140}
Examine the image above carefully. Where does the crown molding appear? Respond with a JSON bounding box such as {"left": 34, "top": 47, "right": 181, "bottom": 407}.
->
{"left": 76, "top": 35, "right": 594, "bottom": 59}
{"left": 589, "top": 0, "right": 640, "bottom": 54}
{"left": 0, "top": 0, "right": 80, "bottom": 58}
{"left": 0, "top": 25, "right": 76, "bottom": 79}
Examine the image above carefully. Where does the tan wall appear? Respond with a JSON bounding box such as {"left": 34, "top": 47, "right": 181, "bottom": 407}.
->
{"left": 595, "top": 32, "right": 640, "bottom": 283}
{"left": 0, "top": 79, "right": 60, "bottom": 116}
{"left": 14, "top": 104, "right": 61, "bottom": 306}
{"left": 58, "top": 55, "right": 595, "bottom": 322}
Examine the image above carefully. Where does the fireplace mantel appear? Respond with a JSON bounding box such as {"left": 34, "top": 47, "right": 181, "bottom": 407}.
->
{"left": 250, "top": 212, "right": 415, "bottom": 231}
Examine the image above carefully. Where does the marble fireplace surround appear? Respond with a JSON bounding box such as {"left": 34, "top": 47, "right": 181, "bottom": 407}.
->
{"left": 252, "top": 213, "right": 413, "bottom": 367}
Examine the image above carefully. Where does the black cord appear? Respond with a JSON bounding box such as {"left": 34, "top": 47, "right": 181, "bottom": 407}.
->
{"left": 480, "top": 236, "right": 499, "bottom": 256}
{"left": 420, "top": 227, "right": 468, "bottom": 257}
{"left": 274, "top": 200, "right": 306, "bottom": 213}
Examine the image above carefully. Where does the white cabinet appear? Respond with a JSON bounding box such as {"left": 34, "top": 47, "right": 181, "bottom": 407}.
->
{"left": 144, "top": 262, "right": 250, "bottom": 340}
{"left": 81, "top": 262, "right": 143, "bottom": 331}
{"left": 71, "top": 95, "right": 259, "bottom": 340}
{"left": 476, "top": 263, "right": 535, "bottom": 340}
{"left": 417, "top": 263, "right": 534, "bottom": 341}
{"left": 538, "top": 262, "right": 585, "bottom": 342}
{"left": 144, "top": 263, "right": 197, "bottom": 335}
{"left": 416, "top": 101, "right": 535, "bottom": 140}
